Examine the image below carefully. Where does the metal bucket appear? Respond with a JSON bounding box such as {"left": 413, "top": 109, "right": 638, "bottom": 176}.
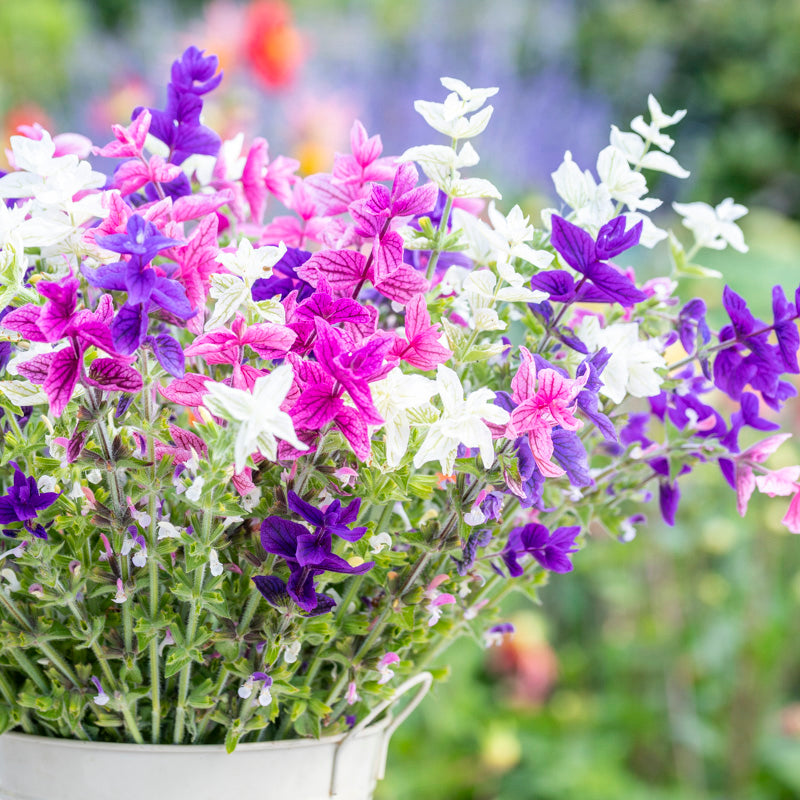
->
{"left": 0, "top": 673, "right": 432, "bottom": 800}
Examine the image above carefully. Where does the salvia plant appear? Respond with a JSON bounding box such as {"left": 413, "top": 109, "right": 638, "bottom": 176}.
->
{"left": 0, "top": 47, "right": 797, "bottom": 751}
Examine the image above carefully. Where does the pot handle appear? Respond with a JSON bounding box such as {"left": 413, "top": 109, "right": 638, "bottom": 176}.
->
{"left": 330, "top": 671, "right": 433, "bottom": 797}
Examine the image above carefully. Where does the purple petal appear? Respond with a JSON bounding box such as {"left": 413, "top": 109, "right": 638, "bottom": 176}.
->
{"left": 112, "top": 303, "right": 148, "bottom": 355}
{"left": 550, "top": 215, "right": 596, "bottom": 274}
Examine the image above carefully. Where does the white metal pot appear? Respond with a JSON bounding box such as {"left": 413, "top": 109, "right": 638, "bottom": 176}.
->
{"left": 0, "top": 672, "right": 432, "bottom": 800}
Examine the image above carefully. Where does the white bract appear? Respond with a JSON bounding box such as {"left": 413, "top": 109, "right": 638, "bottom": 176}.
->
{"left": 672, "top": 198, "right": 749, "bottom": 253}
{"left": 413, "top": 365, "right": 509, "bottom": 475}
{"left": 207, "top": 238, "right": 287, "bottom": 330}
{"left": 202, "top": 364, "right": 307, "bottom": 473}
{"left": 577, "top": 318, "right": 666, "bottom": 404}
{"left": 371, "top": 368, "right": 438, "bottom": 469}
{"left": 414, "top": 77, "right": 498, "bottom": 140}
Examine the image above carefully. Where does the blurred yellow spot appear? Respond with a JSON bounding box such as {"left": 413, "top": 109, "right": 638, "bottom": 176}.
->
{"left": 347, "top": 556, "right": 365, "bottom": 568}
{"left": 294, "top": 141, "right": 333, "bottom": 177}
{"left": 701, "top": 517, "right": 738, "bottom": 554}
{"left": 481, "top": 723, "right": 521, "bottom": 773}
{"left": 664, "top": 338, "right": 689, "bottom": 366}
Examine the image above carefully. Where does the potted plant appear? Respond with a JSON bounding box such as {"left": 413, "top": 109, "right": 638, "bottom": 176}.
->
{"left": 0, "top": 45, "right": 797, "bottom": 800}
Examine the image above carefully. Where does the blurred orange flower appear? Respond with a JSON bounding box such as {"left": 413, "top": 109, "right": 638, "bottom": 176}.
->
{"left": 244, "top": 1, "right": 305, "bottom": 90}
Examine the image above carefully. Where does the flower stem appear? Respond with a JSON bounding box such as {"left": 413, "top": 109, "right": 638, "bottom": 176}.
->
{"left": 425, "top": 193, "right": 455, "bottom": 283}
{"left": 173, "top": 503, "right": 213, "bottom": 743}
{"left": 140, "top": 353, "right": 162, "bottom": 743}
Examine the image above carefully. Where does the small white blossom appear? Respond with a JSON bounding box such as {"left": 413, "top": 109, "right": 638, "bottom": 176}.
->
{"left": 203, "top": 365, "right": 307, "bottom": 473}
{"left": 284, "top": 640, "right": 301, "bottom": 664}
{"left": 414, "top": 366, "right": 510, "bottom": 476}
{"left": 209, "top": 549, "right": 224, "bottom": 577}
{"left": 157, "top": 520, "right": 183, "bottom": 540}
{"left": 185, "top": 476, "right": 205, "bottom": 503}
{"left": 371, "top": 368, "right": 438, "bottom": 469}
{"left": 369, "top": 532, "right": 393, "bottom": 554}
{"left": 463, "top": 507, "right": 487, "bottom": 526}
{"left": 36, "top": 475, "right": 57, "bottom": 493}
{"left": 672, "top": 198, "right": 748, "bottom": 253}
{"left": 577, "top": 318, "right": 666, "bottom": 404}
{"left": 86, "top": 469, "right": 102, "bottom": 484}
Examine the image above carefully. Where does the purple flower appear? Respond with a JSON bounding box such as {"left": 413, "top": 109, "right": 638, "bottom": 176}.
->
{"left": 252, "top": 247, "right": 314, "bottom": 302}
{"left": 134, "top": 47, "right": 222, "bottom": 166}
{"left": 94, "top": 215, "right": 180, "bottom": 265}
{"left": 532, "top": 215, "right": 646, "bottom": 306}
{"left": 82, "top": 216, "right": 195, "bottom": 357}
{"left": 286, "top": 491, "right": 367, "bottom": 542}
{"left": 0, "top": 463, "right": 59, "bottom": 538}
{"left": 170, "top": 46, "right": 223, "bottom": 95}
{"left": 712, "top": 286, "right": 797, "bottom": 411}
{"left": 501, "top": 523, "right": 581, "bottom": 575}
{"left": 257, "top": 516, "right": 373, "bottom": 614}
{"left": 678, "top": 298, "right": 711, "bottom": 356}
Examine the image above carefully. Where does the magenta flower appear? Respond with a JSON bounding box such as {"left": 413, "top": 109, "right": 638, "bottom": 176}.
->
{"left": 3, "top": 277, "right": 143, "bottom": 415}
{"left": 288, "top": 319, "right": 390, "bottom": 459}
{"left": 387, "top": 294, "right": 452, "bottom": 371}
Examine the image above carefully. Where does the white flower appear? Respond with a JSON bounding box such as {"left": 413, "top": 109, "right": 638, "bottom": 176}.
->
{"left": 672, "top": 197, "right": 748, "bottom": 253}
{"left": 36, "top": 475, "right": 58, "bottom": 493}
{"left": 185, "top": 476, "right": 205, "bottom": 503}
{"left": 596, "top": 146, "right": 660, "bottom": 212}
{"left": 485, "top": 202, "right": 554, "bottom": 269}
{"left": 371, "top": 368, "right": 438, "bottom": 469}
{"left": 86, "top": 469, "right": 102, "bottom": 484}
{"left": 644, "top": 94, "right": 687, "bottom": 130}
{"left": 217, "top": 237, "right": 286, "bottom": 284}
{"left": 413, "top": 365, "right": 510, "bottom": 475}
{"left": 609, "top": 125, "right": 689, "bottom": 178}
{"left": 157, "top": 520, "right": 183, "bottom": 540}
{"left": 207, "top": 238, "right": 287, "bottom": 330}
{"left": 577, "top": 318, "right": 666, "bottom": 404}
{"left": 369, "top": 532, "right": 393, "bottom": 554}
{"left": 413, "top": 78, "right": 498, "bottom": 140}
{"left": 203, "top": 364, "right": 307, "bottom": 473}
{"left": 112, "top": 578, "right": 128, "bottom": 604}
{"left": 464, "top": 507, "right": 487, "bottom": 526}
{"left": 284, "top": 640, "right": 301, "bottom": 664}
{"left": 209, "top": 549, "right": 224, "bottom": 577}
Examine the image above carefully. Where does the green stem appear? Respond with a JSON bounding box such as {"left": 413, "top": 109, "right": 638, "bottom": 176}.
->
{"left": 173, "top": 503, "right": 214, "bottom": 743}
{"left": 195, "top": 664, "right": 231, "bottom": 742}
{"left": 236, "top": 588, "right": 262, "bottom": 638}
{"left": 117, "top": 694, "right": 145, "bottom": 744}
{"left": 425, "top": 193, "right": 455, "bottom": 282}
{"left": 37, "top": 641, "right": 81, "bottom": 686}
{"left": 140, "top": 353, "right": 162, "bottom": 743}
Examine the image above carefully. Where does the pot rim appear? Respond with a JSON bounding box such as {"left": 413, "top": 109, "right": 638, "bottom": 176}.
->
{"left": 0, "top": 715, "right": 392, "bottom": 754}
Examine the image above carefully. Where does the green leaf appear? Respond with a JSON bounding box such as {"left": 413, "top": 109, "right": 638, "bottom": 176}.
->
{"left": 293, "top": 711, "right": 321, "bottom": 739}
{"left": 225, "top": 726, "right": 241, "bottom": 754}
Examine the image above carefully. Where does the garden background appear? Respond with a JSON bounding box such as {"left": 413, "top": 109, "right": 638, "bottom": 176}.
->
{"left": 3, "top": 0, "right": 799, "bottom": 797}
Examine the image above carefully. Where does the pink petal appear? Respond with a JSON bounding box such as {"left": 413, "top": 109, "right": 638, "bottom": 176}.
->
{"left": 783, "top": 490, "right": 800, "bottom": 534}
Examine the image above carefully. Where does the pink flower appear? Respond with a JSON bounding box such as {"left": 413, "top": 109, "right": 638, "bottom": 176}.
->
{"left": 505, "top": 347, "right": 587, "bottom": 478}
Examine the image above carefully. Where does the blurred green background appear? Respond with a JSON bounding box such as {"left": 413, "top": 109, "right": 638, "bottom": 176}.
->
{"left": 4, "top": 1, "right": 800, "bottom": 797}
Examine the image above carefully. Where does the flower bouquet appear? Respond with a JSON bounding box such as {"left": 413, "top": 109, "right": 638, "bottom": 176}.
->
{"left": 0, "top": 45, "right": 798, "bottom": 800}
